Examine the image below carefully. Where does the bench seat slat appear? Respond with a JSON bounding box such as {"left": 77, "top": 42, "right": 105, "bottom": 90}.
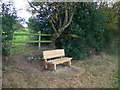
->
{"left": 46, "top": 57, "right": 72, "bottom": 64}
{"left": 43, "top": 49, "right": 65, "bottom": 59}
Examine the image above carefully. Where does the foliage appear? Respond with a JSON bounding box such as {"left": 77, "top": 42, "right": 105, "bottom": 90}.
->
{"left": 103, "top": 29, "right": 113, "bottom": 47}
{"left": 28, "top": 2, "right": 79, "bottom": 42}
{"left": 2, "top": 3, "right": 18, "bottom": 56}
{"left": 27, "top": 16, "right": 52, "bottom": 46}
{"left": 99, "top": 2, "right": 119, "bottom": 32}
{"left": 28, "top": 16, "right": 52, "bottom": 34}
{"left": 12, "top": 30, "right": 30, "bottom": 46}
{"left": 62, "top": 3, "right": 110, "bottom": 60}
{"left": 28, "top": 2, "right": 116, "bottom": 60}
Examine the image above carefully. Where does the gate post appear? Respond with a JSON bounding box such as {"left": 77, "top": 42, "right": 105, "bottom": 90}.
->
{"left": 10, "top": 42, "right": 12, "bottom": 57}
{"left": 38, "top": 31, "right": 41, "bottom": 49}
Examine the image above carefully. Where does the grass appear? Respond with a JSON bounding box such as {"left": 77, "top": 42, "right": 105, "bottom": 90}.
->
{"left": 12, "top": 28, "right": 30, "bottom": 46}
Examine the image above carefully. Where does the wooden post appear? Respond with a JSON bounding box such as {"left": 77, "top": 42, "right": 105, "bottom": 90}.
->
{"left": 53, "top": 64, "right": 56, "bottom": 71}
{"left": 10, "top": 42, "right": 12, "bottom": 57}
{"left": 68, "top": 61, "right": 71, "bottom": 67}
{"left": 44, "top": 60, "right": 48, "bottom": 69}
{"left": 38, "top": 31, "right": 41, "bottom": 49}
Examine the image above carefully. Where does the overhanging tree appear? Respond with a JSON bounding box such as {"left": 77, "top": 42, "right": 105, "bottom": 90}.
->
{"left": 27, "top": 2, "right": 78, "bottom": 47}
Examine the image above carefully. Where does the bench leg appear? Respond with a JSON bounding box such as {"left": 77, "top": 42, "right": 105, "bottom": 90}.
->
{"left": 44, "top": 63, "right": 48, "bottom": 69}
{"left": 53, "top": 64, "right": 56, "bottom": 71}
{"left": 68, "top": 61, "right": 71, "bottom": 67}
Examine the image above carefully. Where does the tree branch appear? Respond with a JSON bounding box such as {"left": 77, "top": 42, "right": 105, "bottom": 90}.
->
{"left": 52, "top": 8, "right": 74, "bottom": 41}
{"left": 59, "top": 18, "right": 62, "bottom": 28}
{"left": 27, "top": 0, "right": 41, "bottom": 13}
{"left": 65, "top": 5, "right": 68, "bottom": 23}
{"left": 63, "top": 12, "right": 74, "bottom": 30}
{"left": 49, "top": 19, "right": 57, "bottom": 34}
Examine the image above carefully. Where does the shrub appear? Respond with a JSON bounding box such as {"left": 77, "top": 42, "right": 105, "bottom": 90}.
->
{"left": 62, "top": 3, "right": 111, "bottom": 60}
{"left": 2, "top": 3, "right": 17, "bottom": 56}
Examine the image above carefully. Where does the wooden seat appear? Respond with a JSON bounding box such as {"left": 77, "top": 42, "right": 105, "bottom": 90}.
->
{"left": 43, "top": 49, "right": 72, "bottom": 71}
{"left": 47, "top": 57, "right": 72, "bottom": 64}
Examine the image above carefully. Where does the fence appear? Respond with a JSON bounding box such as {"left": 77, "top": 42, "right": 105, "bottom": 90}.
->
{"left": 4, "top": 31, "right": 52, "bottom": 56}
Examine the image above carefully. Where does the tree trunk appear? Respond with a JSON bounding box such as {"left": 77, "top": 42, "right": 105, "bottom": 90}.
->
{"left": 50, "top": 41, "right": 56, "bottom": 49}
{"left": 55, "top": 38, "right": 62, "bottom": 49}
{"left": 50, "top": 38, "right": 62, "bottom": 49}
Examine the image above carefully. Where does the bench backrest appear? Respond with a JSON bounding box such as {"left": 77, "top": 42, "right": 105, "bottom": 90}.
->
{"left": 43, "top": 49, "right": 65, "bottom": 60}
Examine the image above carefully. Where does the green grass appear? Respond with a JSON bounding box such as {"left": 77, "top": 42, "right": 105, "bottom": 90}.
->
{"left": 12, "top": 29, "right": 30, "bottom": 46}
{"left": 12, "top": 28, "right": 52, "bottom": 47}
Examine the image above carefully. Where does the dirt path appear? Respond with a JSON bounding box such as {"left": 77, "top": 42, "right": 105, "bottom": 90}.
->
{"left": 13, "top": 55, "right": 44, "bottom": 74}
{"left": 12, "top": 55, "right": 85, "bottom": 75}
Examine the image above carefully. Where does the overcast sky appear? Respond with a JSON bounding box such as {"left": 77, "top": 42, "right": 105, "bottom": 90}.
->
{"left": 2, "top": 0, "right": 32, "bottom": 27}
{"left": 13, "top": 0, "right": 32, "bottom": 27}
{"left": 14, "top": 0, "right": 32, "bottom": 27}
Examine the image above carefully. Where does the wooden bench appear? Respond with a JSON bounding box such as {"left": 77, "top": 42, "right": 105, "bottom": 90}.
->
{"left": 43, "top": 49, "right": 72, "bottom": 71}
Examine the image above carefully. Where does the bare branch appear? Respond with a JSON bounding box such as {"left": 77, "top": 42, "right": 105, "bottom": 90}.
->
{"left": 54, "top": 11, "right": 74, "bottom": 40}
{"left": 62, "top": 9, "right": 68, "bottom": 28}
{"left": 49, "top": 20, "right": 57, "bottom": 34}
{"left": 27, "top": 0, "right": 41, "bottom": 13}
{"left": 59, "top": 18, "right": 62, "bottom": 28}
{"left": 63, "top": 11, "right": 74, "bottom": 30}
{"left": 65, "top": 4, "right": 68, "bottom": 23}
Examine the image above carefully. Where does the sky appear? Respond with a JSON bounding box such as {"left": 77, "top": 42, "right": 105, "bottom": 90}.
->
{"left": 13, "top": 0, "right": 32, "bottom": 27}
{"left": 2, "top": 0, "right": 32, "bottom": 27}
